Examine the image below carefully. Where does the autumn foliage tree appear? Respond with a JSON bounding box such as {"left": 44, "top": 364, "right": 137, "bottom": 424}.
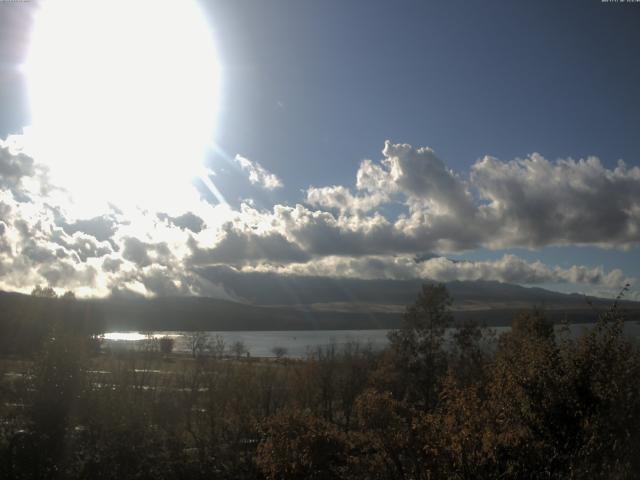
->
{"left": 2, "top": 283, "right": 639, "bottom": 479}
{"left": 378, "top": 283, "right": 453, "bottom": 405}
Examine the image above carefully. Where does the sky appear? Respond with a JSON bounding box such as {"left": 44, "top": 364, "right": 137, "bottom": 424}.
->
{"left": 0, "top": 0, "right": 639, "bottom": 302}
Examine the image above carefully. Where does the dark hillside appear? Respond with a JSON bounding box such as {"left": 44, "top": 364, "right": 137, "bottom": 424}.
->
{"left": 1, "top": 283, "right": 638, "bottom": 333}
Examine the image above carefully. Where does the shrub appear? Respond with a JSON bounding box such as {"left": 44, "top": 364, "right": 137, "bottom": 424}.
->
{"left": 271, "top": 346, "right": 287, "bottom": 359}
{"left": 159, "top": 336, "right": 175, "bottom": 355}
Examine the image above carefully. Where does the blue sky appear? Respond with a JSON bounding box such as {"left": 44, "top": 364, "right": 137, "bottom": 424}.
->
{"left": 0, "top": 0, "right": 638, "bottom": 300}
{"left": 211, "top": 0, "right": 640, "bottom": 178}
{"left": 209, "top": 0, "right": 640, "bottom": 286}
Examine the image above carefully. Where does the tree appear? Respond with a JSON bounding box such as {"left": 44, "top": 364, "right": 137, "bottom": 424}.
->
{"left": 140, "top": 332, "right": 159, "bottom": 356}
{"left": 61, "top": 290, "right": 76, "bottom": 301}
{"left": 159, "top": 336, "right": 175, "bottom": 356}
{"left": 210, "top": 334, "right": 226, "bottom": 358}
{"left": 350, "top": 388, "right": 439, "bottom": 479}
{"left": 185, "top": 331, "right": 209, "bottom": 358}
{"left": 230, "top": 340, "right": 247, "bottom": 359}
{"left": 31, "top": 285, "right": 57, "bottom": 298}
{"left": 271, "top": 346, "right": 287, "bottom": 359}
{"left": 385, "top": 283, "right": 453, "bottom": 405}
{"left": 449, "top": 319, "right": 492, "bottom": 385}
{"left": 27, "top": 332, "right": 87, "bottom": 475}
{"left": 257, "top": 409, "right": 347, "bottom": 480}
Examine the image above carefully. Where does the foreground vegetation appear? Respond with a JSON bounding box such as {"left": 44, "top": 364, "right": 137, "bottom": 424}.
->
{"left": 1, "top": 284, "right": 639, "bottom": 479}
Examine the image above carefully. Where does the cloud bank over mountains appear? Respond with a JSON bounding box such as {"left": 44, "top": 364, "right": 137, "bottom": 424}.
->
{"left": 242, "top": 254, "right": 630, "bottom": 291}
{"left": 0, "top": 136, "right": 637, "bottom": 299}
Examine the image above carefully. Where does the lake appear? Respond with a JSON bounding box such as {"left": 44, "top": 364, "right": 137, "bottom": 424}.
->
{"left": 103, "top": 322, "right": 640, "bottom": 358}
{"left": 103, "top": 329, "right": 392, "bottom": 358}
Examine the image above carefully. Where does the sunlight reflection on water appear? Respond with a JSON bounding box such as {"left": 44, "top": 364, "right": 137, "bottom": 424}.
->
{"left": 103, "top": 332, "right": 181, "bottom": 342}
{"left": 102, "top": 329, "right": 391, "bottom": 357}
{"left": 101, "top": 323, "right": 640, "bottom": 358}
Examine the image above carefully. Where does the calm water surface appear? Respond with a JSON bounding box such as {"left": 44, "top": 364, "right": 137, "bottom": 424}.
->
{"left": 103, "top": 330, "right": 391, "bottom": 358}
{"left": 103, "top": 322, "right": 640, "bottom": 358}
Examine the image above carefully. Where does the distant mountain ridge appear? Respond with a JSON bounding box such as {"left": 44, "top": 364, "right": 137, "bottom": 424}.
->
{"left": 1, "top": 277, "right": 637, "bottom": 331}
{"left": 198, "top": 267, "right": 621, "bottom": 309}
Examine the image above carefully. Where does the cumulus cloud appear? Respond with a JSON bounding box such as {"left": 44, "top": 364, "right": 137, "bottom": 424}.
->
{"left": 0, "top": 134, "right": 638, "bottom": 300}
{"left": 188, "top": 225, "right": 310, "bottom": 266}
{"left": 339, "top": 141, "right": 639, "bottom": 251}
{"left": 234, "top": 154, "right": 283, "bottom": 190}
{"left": 306, "top": 185, "right": 388, "bottom": 214}
{"left": 0, "top": 146, "right": 34, "bottom": 188}
{"left": 157, "top": 211, "right": 205, "bottom": 233}
{"left": 0, "top": 140, "right": 236, "bottom": 299}
{"left": 472, "top": 154, "right": 640, "bottom": 248}
{"left": 360, "top": 142, "right": 475, "bottom": 216}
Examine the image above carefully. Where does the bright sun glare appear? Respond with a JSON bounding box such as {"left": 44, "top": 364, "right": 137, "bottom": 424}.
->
{"left": 25, "top": 0, "right": 218, "bottom": 213}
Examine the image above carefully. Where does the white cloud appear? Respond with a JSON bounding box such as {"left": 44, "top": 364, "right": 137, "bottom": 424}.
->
{"left": 234, "top": 154, "right": 283, "bottom": 190}
{"left": 0, "top": 135, "right": 638, "bottom": 300}
{"left": 188, "top": 224, "right": 310, "bottom": 266}
{"left": 298, "top": 141, "right": 640, "bottom": 254}
{"left": 0, "top": 140, "right": 236, "bottom": 299}
{"left": 472, "top": 154, "right": 640, "bottom": 248}
{"left": 242, "top": 254, "right": 634, "bottom": 292}
{"left": 306, "top": 185, "right": 388, "bottom": 214}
